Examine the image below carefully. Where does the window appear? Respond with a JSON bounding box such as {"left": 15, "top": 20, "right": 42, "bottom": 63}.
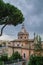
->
{"left": 24, "top": 53, "right": 26, "bottom": 58}
{"left": 17, "top": 44, "right": 19, "bottom": 46}
{"left": 25, "top": 37, "right": 26, "bottom": 39}
{"left": 21, "top": 37, "right": 22, "bottom": 39}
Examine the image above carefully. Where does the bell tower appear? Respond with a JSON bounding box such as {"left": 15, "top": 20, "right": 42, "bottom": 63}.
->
{"left": 18, "top": 23, "right": 29, "bottom": 40}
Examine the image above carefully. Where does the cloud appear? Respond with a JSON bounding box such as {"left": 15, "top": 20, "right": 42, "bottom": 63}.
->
{"left": 0, "top": 33, "right": 15, "bottom": 41}
{"left": 1, "top": 0, "right": 43, "bottom": 40}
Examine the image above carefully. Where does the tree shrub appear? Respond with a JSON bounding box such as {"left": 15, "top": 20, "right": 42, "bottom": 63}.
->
{"left": 28, "top": 55, "right": 43, "bottom": 65}
{"left": 10, "top": 51, "right": 22, "bottom": 60}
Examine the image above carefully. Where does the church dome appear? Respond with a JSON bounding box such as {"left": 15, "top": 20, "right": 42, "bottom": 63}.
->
{"left": 18, "top": 24, "right": 29, "bottom": 39}
{"left": 18, "top": 24, "right": 29, "bottom": 35}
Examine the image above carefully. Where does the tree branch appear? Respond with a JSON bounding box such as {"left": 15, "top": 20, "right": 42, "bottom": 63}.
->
{"left": 0, "top": 24, "right": 6, "bottom": 36}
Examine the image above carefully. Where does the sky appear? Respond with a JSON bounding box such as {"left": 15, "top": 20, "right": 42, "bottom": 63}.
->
{"left": 0, "top": 0, "right": 43, "bottom": 41}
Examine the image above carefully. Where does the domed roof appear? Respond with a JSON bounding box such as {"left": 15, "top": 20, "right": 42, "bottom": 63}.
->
{"left": 18, "top": 24, "right": 29, "bottom": 35}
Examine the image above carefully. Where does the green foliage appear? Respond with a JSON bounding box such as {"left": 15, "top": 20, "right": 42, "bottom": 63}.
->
{"left": 28, "top": 55, "right": 43, "bottom": 65}
{"left": 10, "top": 51, "right": 22, "bottom": 60}
{"left": 34, "top": 35, "right": 42, "bottom": 51}
{"left": 0, "top": 54, "right": 8, "bottom": 61}
{"left": 0, "top": 51, "right": 22, "bottom": 62}
{"left": 0, "top": 0, "right": 24, "bottom": 25}
{"left": 0, "top": 61, "right": 3, "bottom": 65}
{"left": 0, "top": 0, "right": 24, "bottom": 36}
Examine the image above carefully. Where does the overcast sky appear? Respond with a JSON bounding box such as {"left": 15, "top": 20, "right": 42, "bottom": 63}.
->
{"left": 0, "top": 0, "right": 43, "bottom": 41}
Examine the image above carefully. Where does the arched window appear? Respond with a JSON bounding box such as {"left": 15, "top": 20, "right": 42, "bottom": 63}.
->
{"left": 25, "top": 37, "right": 26, "bottom": 39}
{"left": 24, "top": 53, "right": 26, "bottom": 58}
{"left": 21, "top": 37, "right": 22, "bottom": 39}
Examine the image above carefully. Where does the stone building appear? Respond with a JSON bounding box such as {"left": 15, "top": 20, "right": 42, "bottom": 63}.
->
{"left": 0, "top": 24, "right": 43, "bottom": 60}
